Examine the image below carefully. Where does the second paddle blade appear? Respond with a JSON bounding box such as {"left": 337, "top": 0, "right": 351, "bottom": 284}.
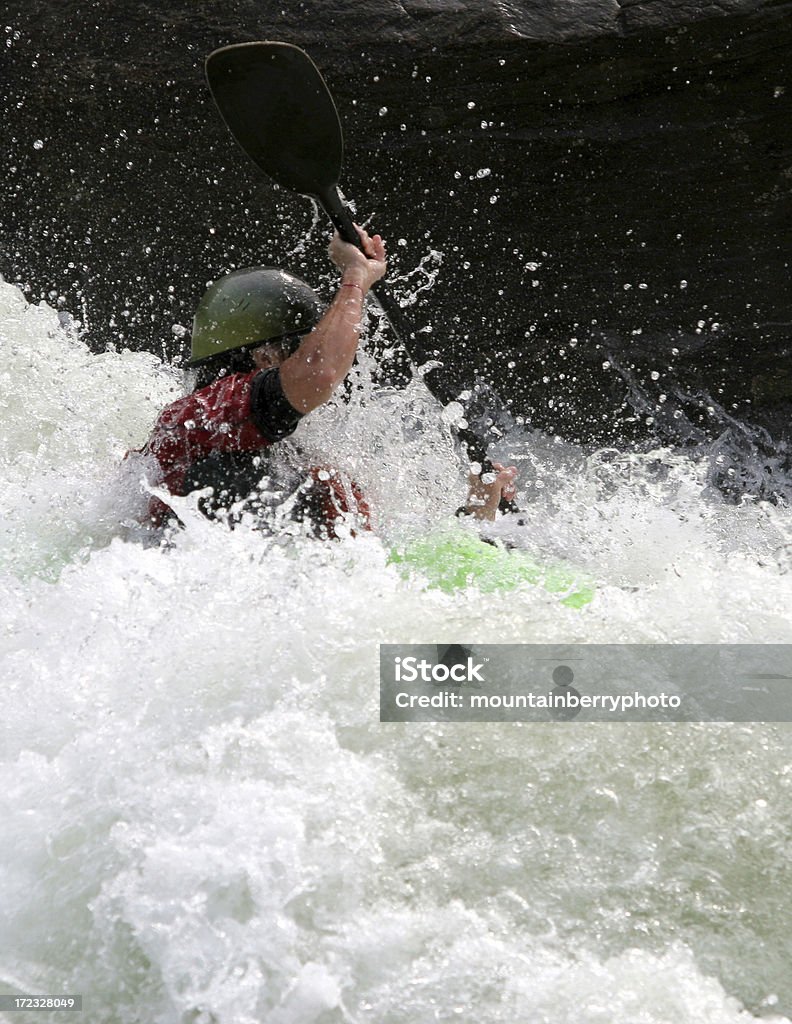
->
{"left": 205, "top": 41, "right": 344, "bottom": 198}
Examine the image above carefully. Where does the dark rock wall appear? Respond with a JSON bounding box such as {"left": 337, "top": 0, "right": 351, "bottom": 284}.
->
{"left": 1, "top": 0, "right": 790, "bottom": 448}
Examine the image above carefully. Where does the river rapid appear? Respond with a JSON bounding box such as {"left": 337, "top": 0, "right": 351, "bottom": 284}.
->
{"left": 1, "top": 277, "right": 791, "bottom": 1024}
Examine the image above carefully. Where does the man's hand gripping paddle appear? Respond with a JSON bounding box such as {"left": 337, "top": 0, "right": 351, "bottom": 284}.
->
{"left": 205, "top": 40, "right": 510, "bottom": 490}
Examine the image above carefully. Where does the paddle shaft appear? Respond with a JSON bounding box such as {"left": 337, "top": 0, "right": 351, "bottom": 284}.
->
{"left": 317, "top": 185, "right": 417, "bottom": 346}
{"left": 318, "top": 184, "right": 501, "bottom": 472}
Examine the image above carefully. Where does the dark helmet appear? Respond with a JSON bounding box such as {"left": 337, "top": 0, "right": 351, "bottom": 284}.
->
{"left": 189, "top": 266, "right": 322, "bottom": 365}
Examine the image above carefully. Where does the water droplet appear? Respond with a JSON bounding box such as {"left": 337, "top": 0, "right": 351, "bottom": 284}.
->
{"left": 33, "top": 139, "right": 43, "bottom": 150}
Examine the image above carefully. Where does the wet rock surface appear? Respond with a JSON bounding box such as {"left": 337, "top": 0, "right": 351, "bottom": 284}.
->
{"left": 1, "top": 0, "right": 790, "bottom": 457}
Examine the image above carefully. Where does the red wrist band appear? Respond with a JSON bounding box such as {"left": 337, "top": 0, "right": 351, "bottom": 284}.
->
{"left": 341, "top": 282, "right": 365, "bottom": 295}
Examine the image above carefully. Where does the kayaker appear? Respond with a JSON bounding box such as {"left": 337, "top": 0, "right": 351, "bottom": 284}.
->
{"left": 133, "top": 225, "right": 516, "bottom": 534}
{"left": 132, "top": 225, "right": 383, "bottom": 535}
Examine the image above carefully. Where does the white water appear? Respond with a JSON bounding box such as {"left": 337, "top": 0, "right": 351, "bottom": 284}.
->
{"left": 1, "top": 278, "right": 791, "bottom": 1024}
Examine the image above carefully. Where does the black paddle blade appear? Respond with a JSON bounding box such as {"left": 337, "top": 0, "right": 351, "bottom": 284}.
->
{"left": 205, "top": 42, "right": 344, "bottom": 198}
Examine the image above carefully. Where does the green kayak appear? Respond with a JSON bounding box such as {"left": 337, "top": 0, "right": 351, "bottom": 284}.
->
{"left": 389, "top": 527, "right": 595, "bottom": 608}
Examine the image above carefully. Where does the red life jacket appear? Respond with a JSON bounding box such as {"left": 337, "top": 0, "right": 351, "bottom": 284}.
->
{"left": 135, "top": 370, "right": 371, "bottom": 536}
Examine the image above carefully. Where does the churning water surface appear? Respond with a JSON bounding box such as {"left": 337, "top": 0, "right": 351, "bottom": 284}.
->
{"left": 1, "top": 278, "right": 791, "bottom": 1023}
